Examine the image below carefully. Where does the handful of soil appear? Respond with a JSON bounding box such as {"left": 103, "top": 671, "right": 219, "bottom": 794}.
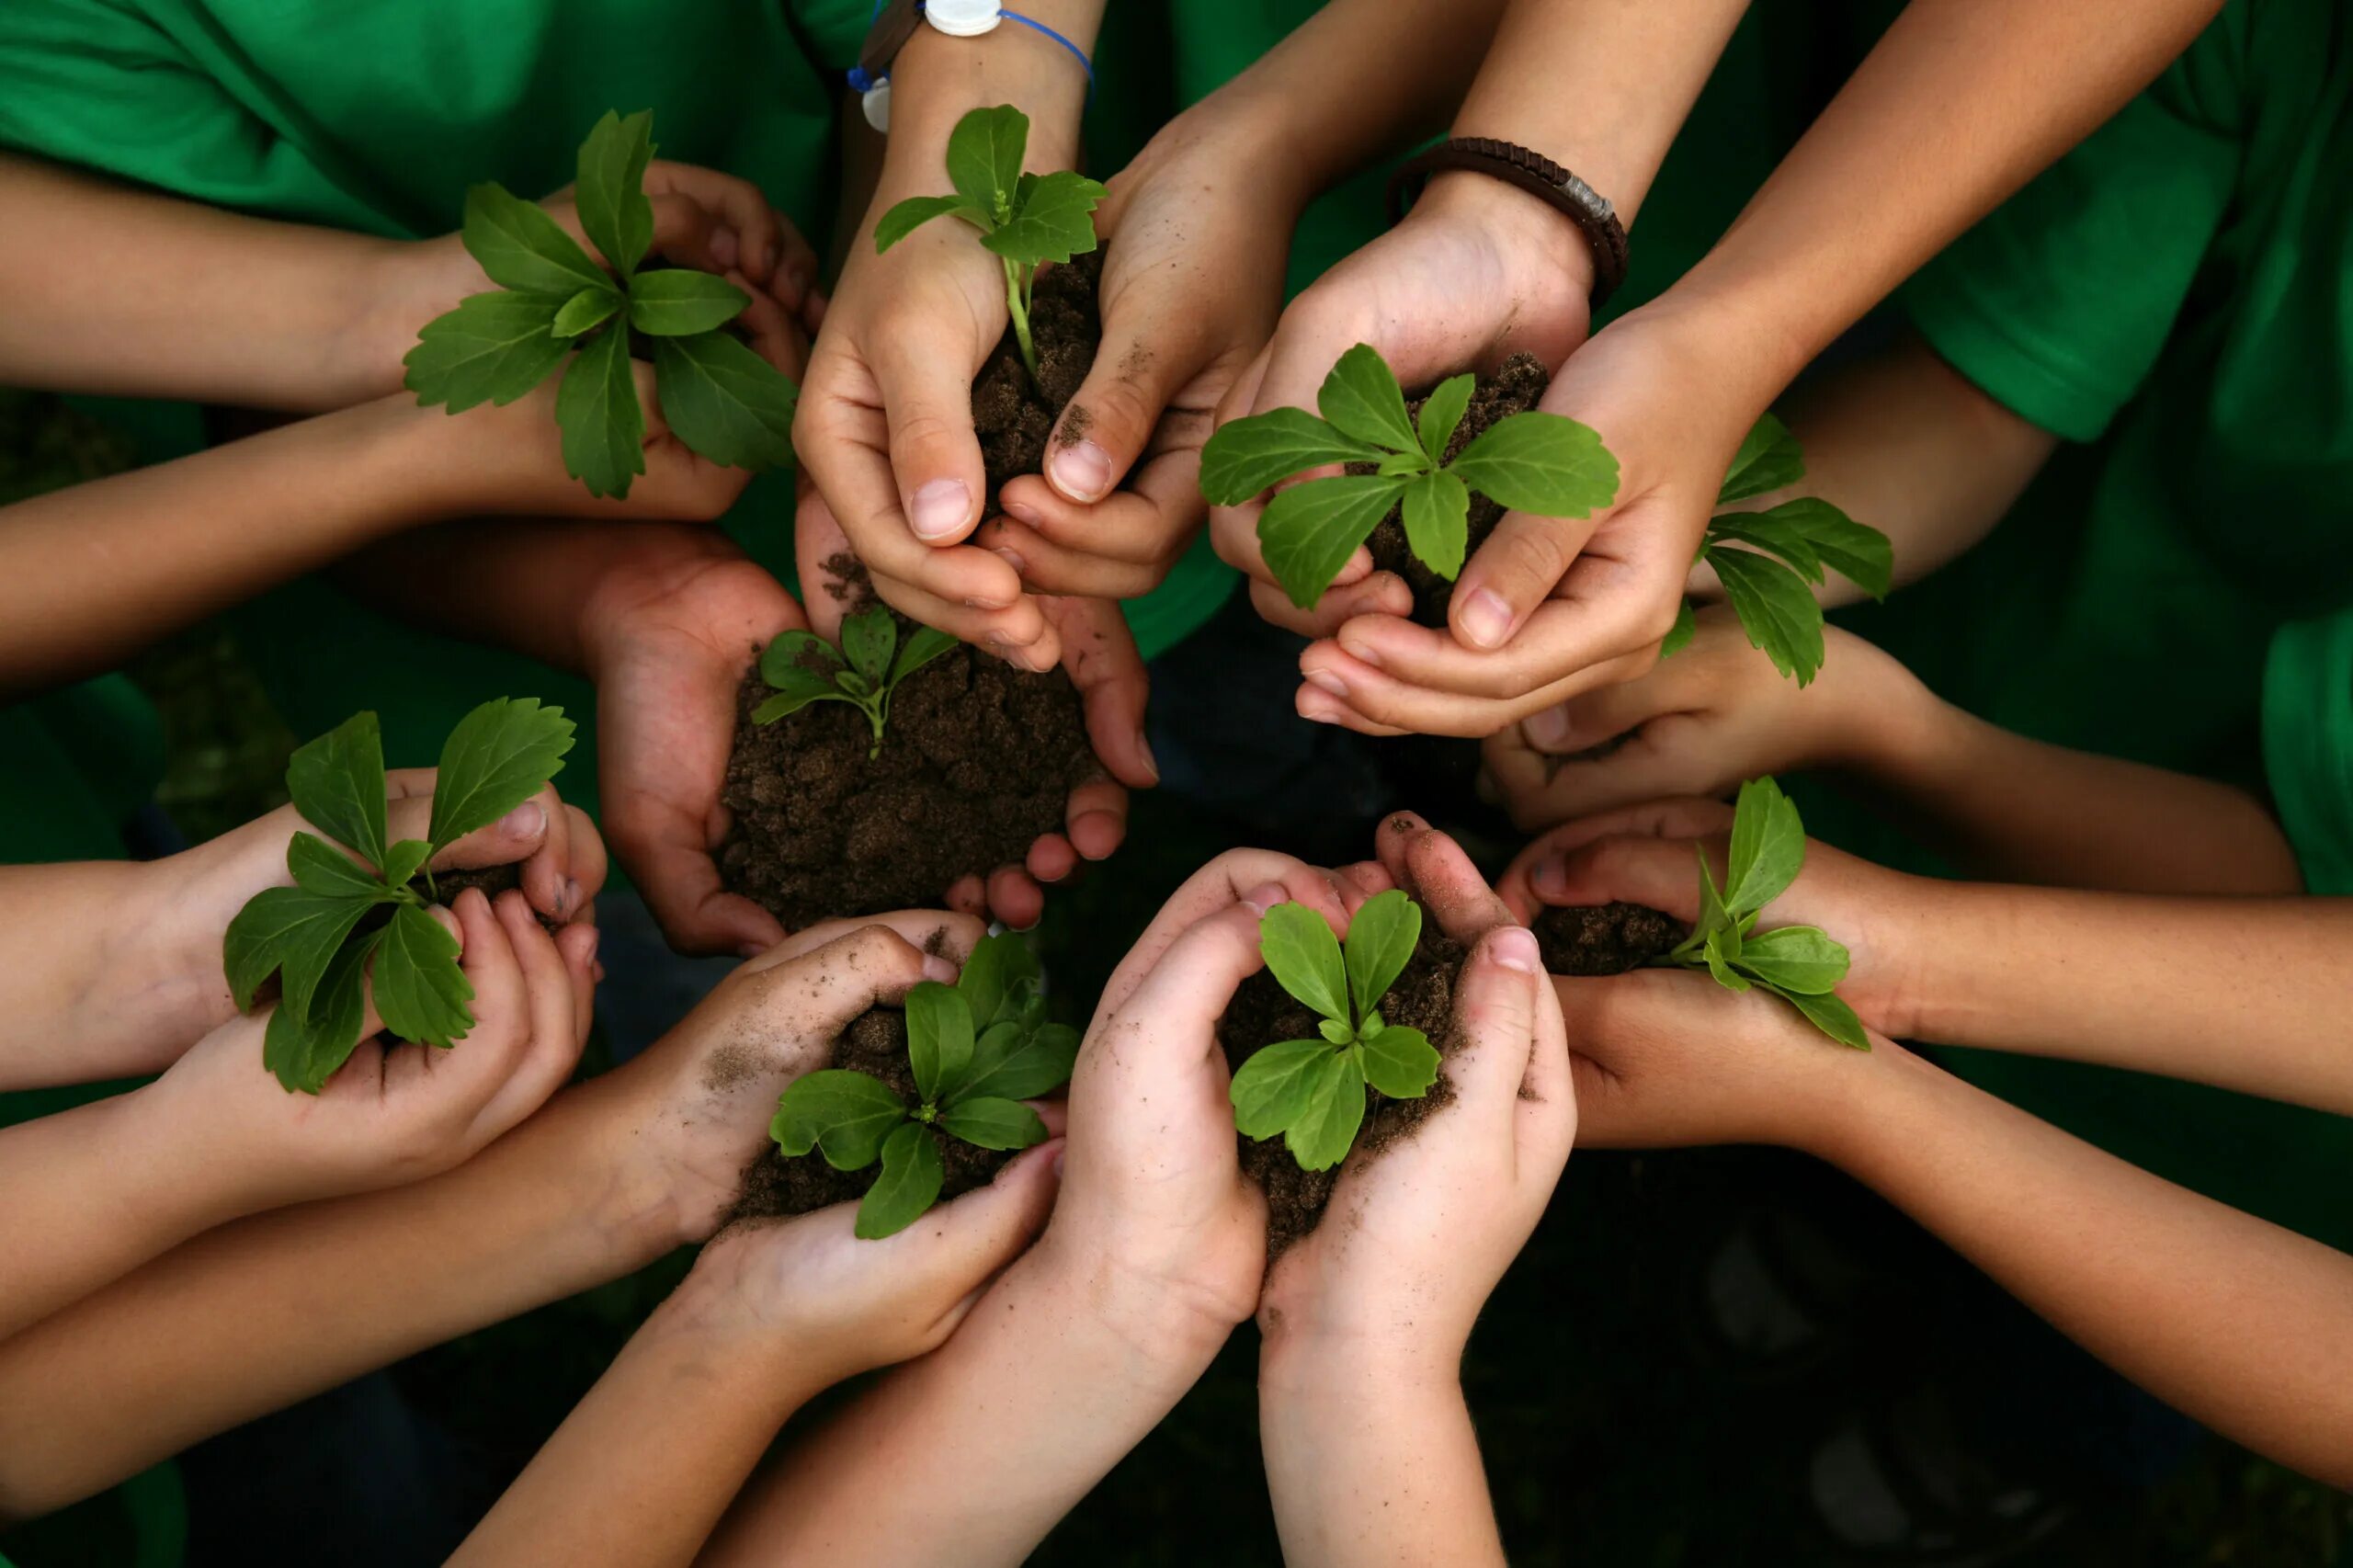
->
{"left": 426, "top": 861, "right": 564, "bottom": 936}
{"left": 1532, "top": 901, "right": 1687, "bottom": 976}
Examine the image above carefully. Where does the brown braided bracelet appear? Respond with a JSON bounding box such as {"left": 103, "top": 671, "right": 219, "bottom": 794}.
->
{"left": 1386, "top": 136, "right": 1630, "bottom": 310}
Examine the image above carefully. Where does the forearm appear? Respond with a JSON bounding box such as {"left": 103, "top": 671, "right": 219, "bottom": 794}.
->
{"left": 881, "top": 1, "right": 1102, "bottom": 178}
{"left": 1822, "top": 1049, "right": 2353, "bottom": 1487}
{"left": 0, "top": 861, "right": 212, "bottom": 1089}
{"left": 1258, "top": 1353, "right": 1505, "bottom": 1568}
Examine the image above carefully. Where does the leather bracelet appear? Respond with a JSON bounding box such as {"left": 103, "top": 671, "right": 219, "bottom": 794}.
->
{"left": 1386, "top": 136, "right": 1630, "bottom": 311}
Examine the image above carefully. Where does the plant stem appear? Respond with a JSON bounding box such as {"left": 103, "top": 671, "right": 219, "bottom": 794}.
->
{"left": 1002, "top": 256, "right": 1040, "bottom": 385}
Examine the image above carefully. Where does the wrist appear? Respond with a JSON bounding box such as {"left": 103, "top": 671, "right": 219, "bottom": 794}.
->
{"left": 1021, "top": 1227, "right": 1245, "bottom": 1392}
{"left": 332, "top": 236, "right": 446, "bottom": 407}
{"left": 881, "top": 17, "right": 1090, "bottom": 186}
{"left": 1411, "top": 168, "right": 1596, "bottom": 309}
{"left": 1259, "top": 1320, "right": 1464, "bottom": 1406}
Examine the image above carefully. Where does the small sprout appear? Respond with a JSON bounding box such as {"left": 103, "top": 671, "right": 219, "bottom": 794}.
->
{"left": 751, "top": 607, "right": 958, "bottom": 757}
{"left": 405, "top": 109, "right": 798, "bottom": 499}
{"left": 770, "top": 933, "right": 1079, "bottom": 1238}
{"left": 222, "top": 699, "right": 576, "bottom": 1094}
{"left": 1657, "top": 777, "right": 1870, "bottom": 1048}
{"left": 872, "top": 104, "right": 1105, "bottom": 387}
{"left": 1229, "top": 890, "right": 1443, "bottom": 1172}
{"left": 1198, "top": 344, "right": 1620, "bottom": 611}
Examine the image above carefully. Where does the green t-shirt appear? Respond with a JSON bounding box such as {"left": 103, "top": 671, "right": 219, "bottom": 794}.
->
{"left": 2266, "top": 611, "right": 2353, "bottom": 897}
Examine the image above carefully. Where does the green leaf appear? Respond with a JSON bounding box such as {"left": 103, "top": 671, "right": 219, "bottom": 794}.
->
{"left": 461, "top": 181, "right": 609, "bottom": 296}
{"left": 380, "top": 841, "right": 433, "bottom": 891}
{"left": 938, "top": 1096, "right": 1048, "bottom": 1152}
{"left": 264, "top": 929, "right": 380, "bottom": 1095}
{"left": 574, "top": 108, "right": 656, "bottom": 276}
{"left": 1342, "top": 890, "right": 1421, "bottom": 1021}
{"left": 286, "top": 711, "right": 390, "bottom": 870}
{"left": 955, "top": 1021, "right": 1078, "bottom": 1104}
{"left": 1358, "top": 1025, "right": 1439, "bottom": 1100}
{"left": 427, "top": 697, "right": 576, "bottom": 854}
{"left": 946, "top": 104, "right": 1028, "bottom": 211}
{"left": 1257, "top": 474, "right": 1408, "bottom": 609}
{"left": 752, "top": 688, "right": 849, "bottom": 724}
{"left": 287, "top": 831, "right": 393, "bottom": 902}
{"left": 1229, "top": 1038, "right": 1332, "bottom": 1140}
{"left": 222, "top": 885, "right": 378, "bottom": 1021}
{"left": 1780, "top": 987, "right": 1872, "bottom": 1050}
{"left": 1197, "top": 407, "right": 1384, "bottom": 505}
{"left": 1709, "top": 545, "right": 1827, "bottom": 686}
{"left": 1766, "top": 497, "right": 1893, "bottom": 600}
{"left": 837, "top": 671, "right": 873, "bottom": 699}
{"left": 550, "top": 285, "right": 624, "bottom": 339}
{"left": 1660, "top": 598, "right": 1698, "bottom": 658}
{"left": 404, "top": 290, "right": 574, "bottom": 412}
{"left": 1374, "top": 450, "right": 1429, "bottom": 478}
{"left": 373, "top": 903, "right": 474, "bottom": 1048}
{"left": 1709, "top": 511, "right": 1822, "bottom": 583}
{"left": 1690, "top": 846, "right": 1733, "bottom": 949}
{"left": 1416, "top": 373, "right": 1476, "bottom": 463}
{"left": 856, "top": 1122, "right": 947, "bottom": 1239}
{"left": 1733, "top": 926, "right": 1850, "bottom": 995}
{"left": 760, "top": 630, "right": 845, "bottom": 690}
{"left": 1718, "top": 413, "right": 1805, "bottom": 505}
{"left": 892, "top": 625, "right": 960, "bottom": 685}
{"left": 627, "top": 269, "right": 752, "bottom": 336}
{"left": 1318, "top": 1017, "right": 1354, "bottom": 1046}
{"left": 652, "top": 329, "right": 798, "bottom": 472}
{"left": 904, "top": 980, "right": 974, "bottom": 1104}
{"left": 983, "top": 170, "right": 1105, "bottom": 267}
{"left": 553, "top": 318, "right": 646, "bottom": 499}
{"left": 874, "top": 193, "right": 989, "bottom": 252}
{"left": 1285, "top": 1049, "right": 1368, "bottom": 1172}
{"left": 1399, "top": 470, "right": 1472, "bottom": 583}
{"left": 1259, "top": 902, "right": 1349, "bottom": 1023}
{"left": 1702, "top": 927, "right": 1750, "bottom": 992}
{"left": 1316, "top": 344, "right": 1420, "bottom": 454}
{"left": 1723, "top": 777, "right": 1806, "bottom": 920}
{"left": 771, "top": 1069, "right": 908, "bottom": 1169}
{"left": 841, "top": 608, "right": 897, "bottom": 687}
{"left": 956, "top": 932, "right": 1040, "bottom": 1031}
{"left": 1449, "top": 411, "right": 1620, "bottom": 517}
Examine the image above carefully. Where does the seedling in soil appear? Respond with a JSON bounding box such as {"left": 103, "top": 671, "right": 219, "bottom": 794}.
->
{"left": 404, "top": 109, "right": 798, "bottom": 500}
{"left": 751, "top": 607, "right": 959, "bottom": 757}
{"left": 223, "top": 699, "right": 575, "bottom": 1094}
{"left": 873, "top": 104, "right": 1106, "bottom": 386}
{"left": 1658, "top": 413, "right": 1894, "bottom": 686}
{"left": 771, "top": 932, "right": 1078, "bottom": 1238}
{"left": 1229, "top": 890, "right": 1443, "bottom": 1172}
{"left": 1659, "top": 776, "right": 1870, "bottom": 1049}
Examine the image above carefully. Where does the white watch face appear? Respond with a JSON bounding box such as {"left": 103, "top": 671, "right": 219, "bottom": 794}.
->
{"left": 861, "top": 77, "right": 892, "bottom": 134}
{"left": 924, "top": 0, "right": 1003, "bottom": 38}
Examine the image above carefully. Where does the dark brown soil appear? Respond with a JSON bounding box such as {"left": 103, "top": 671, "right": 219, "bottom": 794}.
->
{"left": 426, "top": 861, "right": 563, "bottom": 934}
{"left": 1364, "top": 353, "right": 1551, "bottom": 627}
{"left": 729, "top": 1005, "right": 1010, "bottom": 1222}
{"left": 1218, "top": 925, "right": 1468, "bottom": 1259}
{"left": 1533, "top": 902, "right": 1688, "bottom": 975}
{"left": 973, "top": 248, "right": 1103, "bottom": 514}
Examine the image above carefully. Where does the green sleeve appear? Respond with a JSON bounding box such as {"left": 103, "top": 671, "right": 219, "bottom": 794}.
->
{"left": 1901, "top": 15, "right": 2248, "bottom": 442}
{"left": 2263, "top": 612, "right": 2353, "bottom": 897}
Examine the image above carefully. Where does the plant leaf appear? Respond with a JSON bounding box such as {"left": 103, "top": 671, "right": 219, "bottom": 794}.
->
{"left": 1229, "top": 1038, "right": 1332, "bottom": 1140}
{"left": 983, "top": 170, "right": 1106, "bottom": 267}
{"left": 1709, "top": 511, "right": 1822, "bottom": 584}
{"left": 1400, "top": 469, "right": 1472, "bottom": 583}
{"left": 938, "top": 1096, "right": 1048, "bottom": 1153}
{"left": 1780, "top": 987, "right": 1872, "bottom": 1051}
{"left": 1197, "top": 407, "right": 1384, "bottom": 505}
{"left": 1703, "top": 927, "right": 1750, "bottom": 992}
{"left": 1285, "top": 1049, "right": 1368, "bottom": 1172}
{"left": 1259, "top": 901, "right": 1349, "bottom": 1023}
{"left": 1316, "top": 344, "right": 1420, "bottom": 454}
{"left": 1733, "top": 925, "right": 1850, "bottom": 995}
{"left": 574, "top": 108, "right": 656, "bottom": 276}
{"left": 956, "top": 931, "right": 1040, "bottom": 1031}
{"left": 1318, "top": 1017, "right": 1354, "bottom": 1046}
{"left": 1257, "top": 474, "right": 1408, "bottom": 610}
{"left": 380, "top": 840, "right": 433, "bottom": 891}
{"left": 373, "top": 902, "right": 475, "bottom": 1048}
{"left": 946, "top": 103, "right": 1027, "bottom": 211}
{"left": 652, "top": 329, "right": 798, "bottom": 472}
{"left": 1449, "top": 411, "right": 1620, "bottom": 517}
{"left": 760, "top": 630, "right": 846, "bottom": 690}
{"left": 222, "top": 885, "right": 377, "bottom": 1021}
{"left": 856, "top": 1122, "right": 947, "bottom": 1239}
{"left": 891, "top": 625, "right": 960, "bottom": 685}
{"left": 954, "top": 1021, "right": 1078, "bottom": 1104}
{"left": 1718, "top": 413, "right": 1805, "bottom": 505}
{"left": 875, "top": 192, "right": 989, "bottom": 252}
{"left": 550, "top": 284, "right": 624, "bottom": 339}
{"left": 555, "top": 317, "right": 646, "bottom": 498}
{"left": 1709, "top": 545, "right": 1827, "bottom": 686}
{"left": 841, "top": 607, "right": 897, "bottom": 687}
{"left": 286, "top": 710, "right": 390, "bottom": 870}
{"left": 1358, "top": 1025, "right": 1440, "bottom": 1100}
{"left": 1660, "top": 598, "right": 1698, "bottom": 658}
{"left": 427, "top": 697, "right": 575, "bottom": 853}
{"left": 263, "top": 929, "right": 380, "bottom": 1095}
{"left": 1342, "top": 889, "right": 1421, "bottom": 1021}
{"left": 288, "top": 830, "right": 393, "bottom": 902}
{"left": 627, "top": 269, "right": 752, "bottom": 336}
{"left": 461, "top": 181, "right": 609, "bottom": 296}
{"left": 904, "top": 980, "right": 974, "bottom": 1104}
{"left": 404, "top": 290, "right": 573, "bottom": 412}
{"left": 752, "top": 688, "right": 853, "bottom": 724}
{"left": 1723, "top": 777, "right": 1805, "bottom": 920}
{"left": 1765, "top": 497, "right": 1893, "bottom": 600}
{"left": 1416, "top": 372, "right": 1476, "bottom": 463}
{"left": 771, "top": 1069, "right": 908, "bottom": 1168}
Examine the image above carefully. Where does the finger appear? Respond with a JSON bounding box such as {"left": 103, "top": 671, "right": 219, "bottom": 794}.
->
{"left": 944, "top": 874, "right": 988, "bottom": 919}
{"left": 466, "top": 891, "right": 587, "bottom": 1134}
{"left": 1097, "top": 857, "right": 1346, "bottom": 1023}
{"left": 643, "top": 164, "right": 779, "bottom": 278}
{"left": 1053, "top": 597, "right": 1157, "bottom": 790}
{"left": 1108, "top": 899, "right": 1279, "bottom": 1062}
{"left": 1448, "top": 509, "right": 1597, "bottom": 653}
{"left": 1520, "top": 650, "right": 1717, "bottom": 756}
{"left": 1445, "top": 925, "right": 1547, "bottom": 1129}
{"left": 561, "top": 804, "right": 610, "bottom": 909}
{"left": 1520, "top": 796, "right": 1739, "bottom": 856}
{"left": 1511, "top": 932, "right": 1578, "bottom": 1176}
{"left": 1060, "top": 778, "right": 1126, "bottom": 865}
{"left": 900, "top": 1134, "right": 1063, "bottom": 1300}
{"left": 441, "top": 889, "right": 524, "bottom": 1086}
{"left": 642, "top": 192, "right": 722, "bottom": 276}
{"left": 557, "top": 921, "right": 600, "bottom": 1049}
{"left": 970, "top": 516, "right": 1165, "bottom": 601}
{"left": 1296, "top": 675, "right": 1413, "bottom": 738}
{"left": 385, "top": 767, "right": 438, "bottom": 801}
{"left": 985, "top": 864, "right": 1044, "bottom": 932}
{"left": 727, "top": 271, "right": 808, "bottom": 381}
{"left": 392, "top": 796, "right": 547, "bottom": 876}
{"left": 1372, "top": 813, "right": 1514, "bottom": 942}
{"left": 512, "top": 784, "right": 573, "bottom": 921}
{"left": 729, "top": 926, "right": 945, "bottom": 1076}
{"left": 738, "top": 910, "right": 986, "bottom": 974}
{"left": 997, "top": 450, "right": 1199, "bottom": 570}
{"left": 1302, "top": 637, "right": 1656, "bottom": 738}
{"left": 1242, "top": 570, "right": 1411, "bottom": 642}
{"left": 770, "top": 220, "right": 823, "bottom": 315}
{"left": 1025, "top": 832, "right": 1079, "bottom": 885}
{"left": 1329, "top": 859, "right": 1394, "bottom": 915}
{"left": 1045, "top": 312, "right": 1203, "bottom": 504}
{"left": 1511, "top": 713, "right": 1736, "bottom": 824}
{"left": 1529, "top": 833, "right": 1715, "bottom": 923}
{"left": 871, "top": 331, "right": 989, "bottom": 548}
{"left": 608, "top": 790, "right": 786, "bottom": 960}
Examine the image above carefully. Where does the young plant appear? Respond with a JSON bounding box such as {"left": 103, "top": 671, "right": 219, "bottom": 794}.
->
{"left": 1658, "top": 414, "right": 1895, "bottom": 685}
{"left": 404, "top": 109, "right": 798, "bottom": 500}
{"left": 770, "top": 932, "right": 1078, "bottom": 1239}
{"left": 1228, "top": 890, "right": 1442, "bottom": 1172}
{"left": 871, "top": 104, "right": 1106, "bottom": 386}
{"left": 1197, "top": 344, "right": 1620, "bottom": 611}
{"left": 223, "top": 699, "right": 575, "bottom": 1095}
{"left": 1659, "top": 776, "right": 1870, "bottom": 1049}
{"left": 751, "top": 606, "right": 958, "bottom": 757}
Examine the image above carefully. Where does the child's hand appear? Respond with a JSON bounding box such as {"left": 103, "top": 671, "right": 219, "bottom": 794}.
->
{"left": 152, "top": 887, "right": 597, "bottom": 1210}
{"left": 1481, "top": 606, "right": 1924, "bottom": 830}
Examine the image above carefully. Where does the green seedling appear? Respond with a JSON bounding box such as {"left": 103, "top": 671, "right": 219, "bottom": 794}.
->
{"left": 1659, "top": 776, "right": 1870, "bottom": 1049}
{"left": 1198, "top": 344, "right": 1620, "bottom": 612}
{"left": 872, "top": 104, "right": 1105, "bottom": 386}
{"left": 771, "top": 932, "right": 1078, "bottom": 1239}
{"left": 1658, "top": 413, "right": 1894, "bottom": 685}
{"left": 223, "top": 699, "right": 575, "bottom": 1094}
{"left": 1228, "top": 890, "right": 1443, "bottom": 1172}
{"left": 751, "top": 606, "right": 958, "bottom": 757}
{"left": 405, "top": 109, "right": 798, "bottom": 500}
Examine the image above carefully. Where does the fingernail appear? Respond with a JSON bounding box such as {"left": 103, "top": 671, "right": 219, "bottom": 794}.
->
{"left": 563, "top": 878, "right": 582, "bottom": 916}
{"left": 1051, "top": 439, "right": 1114, "bottom": 502}
{"left": 581, "top": 927, "right": 602, "bottom": 966}
{"left": 1242, "top": 881, "right": 1289, "bottom": 915}
{"left": 1051, "top": 1147, "right": 1067, "bottom": 1180}
{"left": 1001, "top": 499, "right": 1043, "bottom": 528}
{"left": 1304, "top": 669, "right": 1348, "bottom": 699}
{"left": 1135, "top": 733, "right": 1160, "bottom": 785}
{"left": 1492, "top": 926, "right": 1541, "bottom": 974}
{"left": 966, "top": 592, "right": 1014, "bottom": 610}
{"left": 922, "top": 953, "right": 960, "bottom": 983}
{"left": 496, "top": 801, "right": 546, "bottom": 838}
{"left": 1459, "top": 587, "right": 1515, "bottom": 650}
{"left": 1340, "top": 638, "right": 1382, "bottom": 669}
{"left": 993, "top": 546, "right": 1029, "bottom": 576}
{"left": 1530, "top": 855, "right": 1570, "bottom": 900}
{"left": 1302, "top": 706, "right": 1339, "bottom": 727}
{"left": 910, "top": 479, "right": 972, "bottom": 540}
{"left": 1524, "top": 704, "right": 1574, "bottom": 753}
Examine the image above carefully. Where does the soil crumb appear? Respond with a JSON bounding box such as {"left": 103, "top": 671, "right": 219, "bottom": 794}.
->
{"left": 972, "top": 249, "right": 1102, "bottom": 513}
{"left": 429, "top": 861, "right": 563, "bottom": 934}
{"left": 1532, "top": 903, "right": 1688, "bottom": 976}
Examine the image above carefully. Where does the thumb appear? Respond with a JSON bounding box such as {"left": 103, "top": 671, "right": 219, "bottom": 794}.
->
{"left": 389, "top": 794, "right": 551, "bottom": 874}
{"left": 1526, "top": 833, "right": 1713, "bottom": 924}
{"left": 1045, "top": 315, "right": 1194, "bottom": 505}
{"left": 1449, "top": 506, "right": 1597, "bottom": 653}
{"left": 900, "top": 1138, "right": 1063, "bottom": 1308}
{"left": 1051, "top": 597, "right": 1157, "bottom": 790}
